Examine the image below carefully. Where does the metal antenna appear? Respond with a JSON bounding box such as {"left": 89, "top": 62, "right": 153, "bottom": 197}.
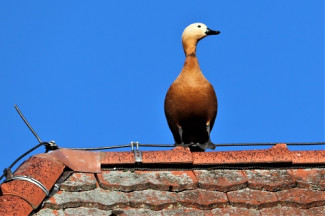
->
{"left": 14, "top": 104, "right": 42, "bottom": 144}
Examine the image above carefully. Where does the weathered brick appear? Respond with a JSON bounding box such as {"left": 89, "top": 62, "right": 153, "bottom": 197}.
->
{"left": 162, "top": 207, "right": 211, "bottom": 216}
{"left": 192, "top": 144, "right": 292, "bottom": 165}
{"left": 1, "top": 179, "right": 46, "bottom": 209}
{"left": 0, "top": 195, "right": 33, "bottom": 216}
{"left": 60, "top": 173, "right": 97, "bottom": 192}
{"left": 179, "top": 189, "right": 228, "bottom": 209}
{"left": 142, "top": 146, "right": 193, "bottom": 164}
{"left": 44, "top": 189, "right": 129, "bottom": 210}
{"left": 44, "top": 188, "right": 225, "bottom": 211}
{"left": 86, "top": 207, "right": 211, "bottom": 216}
{"left": 194, "top": 170, "right": 247, "bottom": 192}
{"left": 117, "top": 208, "right": 162, "bottom": 216}
{"left": 14, "top": 154, "right": 65, "bottom": 190}
{"left": 33, "top": 208, "right": 65, "bottom": 216}
{"left": 309, "top": 206, "right": 325, "bottom": 216}
{"left": 292, "top": 168, "right": 325, "bottom": 190}
{"left": 33, "top": 207, "right": 113, "bottom": 216}
{"left": 211, "top": 207, "right": 260, "bottom": 216}
{"left": 97, "top": 170, "right": 198, "bottom": 192}
{"left": 1, "top": 154, "right": 65, "bottom": 210}
{"left": 292, "top": 151, "right": 325, "bottom": 164}
{"left": 243, "top": 169, "right": 296, "bottom": 191}
{"left": 227, "top": 188, "right": 278, "bottom": 208}
{"left": 64, "top": 207, "right": 112, "bottom": 216}
{"left": 100, "top": 152, "right": 135, "bottom": 165}
{"left": 129, "top": 189, "right": 179, "bottom": 210}
{"left": 277, "top": 188, "right": 325, "bottom": 208}
{"left": 260, "top": 206, "right": 311, "bottom": 216}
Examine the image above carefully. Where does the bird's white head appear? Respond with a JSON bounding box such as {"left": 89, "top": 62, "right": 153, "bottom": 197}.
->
{"left": 182, "top": 23, "right": 220, "bottom": 56}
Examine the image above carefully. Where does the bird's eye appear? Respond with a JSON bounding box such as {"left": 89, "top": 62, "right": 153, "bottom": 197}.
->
{"left": 198, "top": 25, "right": 201, "bottom": 28}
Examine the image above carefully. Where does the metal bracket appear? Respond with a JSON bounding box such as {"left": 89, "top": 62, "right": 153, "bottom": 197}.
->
{"left": 48, "top": 171, "right": 73, "bottom": 198}
{"left": 45, "top": 140, "right": 59, "bottom": 152}
{"left": 130, "top": 141, "right": 142, "bottom": 163}
{"left": 4, "top": 168, "right": 14, "bottom": 179}
{"left": 5, "top": 175, "right": 49, "bottom": 196}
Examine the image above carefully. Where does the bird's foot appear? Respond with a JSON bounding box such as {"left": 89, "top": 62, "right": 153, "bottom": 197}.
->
{"left": 201, "top": 140, "right": 216, "bottom": 150}
{"left": 175, "top": 141, "right": 215, "bottom": 151}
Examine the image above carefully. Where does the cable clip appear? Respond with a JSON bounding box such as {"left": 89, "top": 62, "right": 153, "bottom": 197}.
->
{"left": 130, "top": 141, "right": 142, "bottom": 163}
{"left": 4, "top": 168, "right": 13, "bottom": 179}
{"left": 5, "top": 175, "right": 49, "bottom": 196}
{"left": 45, "top": 140, "right": 59, "bottom": 152}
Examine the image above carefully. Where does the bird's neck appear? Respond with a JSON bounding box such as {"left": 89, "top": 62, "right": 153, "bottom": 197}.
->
{"left": 182, "top": 38, "right": 198, "bottom": 57}
{"left": 181, "top": 54, "right": 201, "bottom": 75}
{"left": 180, "top": 38, "right": 203, "bottom": 77}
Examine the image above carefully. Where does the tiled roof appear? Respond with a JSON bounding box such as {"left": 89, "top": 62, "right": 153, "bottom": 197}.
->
{"left": 0, "top": 144, "right": 324, "bottom": 215}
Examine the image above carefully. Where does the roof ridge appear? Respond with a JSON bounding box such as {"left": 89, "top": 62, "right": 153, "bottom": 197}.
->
{"left": 0, "top": 144, "right": 324, "bottom": 215}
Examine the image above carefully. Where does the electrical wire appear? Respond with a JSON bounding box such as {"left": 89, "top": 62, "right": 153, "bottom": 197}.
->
{"left": 14, "top": 104, "right": 42, "bottom": 144}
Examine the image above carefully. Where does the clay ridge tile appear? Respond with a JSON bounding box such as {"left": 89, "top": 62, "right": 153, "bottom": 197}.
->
{"left": 99, "top": 144, "right": 325, "bottom": 166}
{"left": 0, "top": 154, "right": 65, "bottom": 215}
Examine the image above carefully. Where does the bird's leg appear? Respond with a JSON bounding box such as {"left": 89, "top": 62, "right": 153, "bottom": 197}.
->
{"left": 178, "top": 126, "right": 184, "bottom": 144}
{"left": 203, "top": 124, "right": 216, "bottom": 150}
{"left": 206, "top": 124, "right": 211, "bottom": 136}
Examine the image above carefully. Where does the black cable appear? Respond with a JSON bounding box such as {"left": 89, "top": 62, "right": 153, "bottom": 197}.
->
{"left": 68, "top": 144, "right": 175, "bottom": 151}
{"left": 0, "top": 142, "right": 48, "bottom": 181}
{"left": 68, "top": 145, "right": 131, "bottom": 151}
{"left": 63, "top": 142, "right": 324, "bottom": 151}
{"left": 214, "top": 142, "right": 325, "bottom": 147}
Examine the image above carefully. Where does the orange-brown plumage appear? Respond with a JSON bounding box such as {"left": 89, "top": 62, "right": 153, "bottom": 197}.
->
{"left": 164, "top": 23, "right": 220, "bottom": 151}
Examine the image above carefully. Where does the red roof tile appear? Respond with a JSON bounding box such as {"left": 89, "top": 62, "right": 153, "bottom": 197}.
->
{"left": 243, "top": 169, "right": 296, "bottom": 191}
{"left": 97, "top": 170, "right": 198, "bottom": 192}
{"left": 192, "top": 143, "right": 292, "bottom": 165}
{"left": 293, "top": 168, "right": 325, "bottom": 190}
{"left": 277, "top": 188, "right": 325, "bottom": 208}
{"left": 0, "top": 195, "right": 33, "bottom": 216}
{"left": 227, "top": 188, "right": 278, "bottom": 209}
{"left": 0, "top": 144, "right": 324, "bottom": 215}
{"left": 193, "top": 169, "right": 247, "bottom": 191}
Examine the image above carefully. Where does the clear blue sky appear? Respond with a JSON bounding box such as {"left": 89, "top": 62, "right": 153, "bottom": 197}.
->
{"left": 0, "top": 1, "right": 324, "bottom": 170}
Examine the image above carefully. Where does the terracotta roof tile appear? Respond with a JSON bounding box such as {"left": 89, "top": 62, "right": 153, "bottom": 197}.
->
{"left": 292, "top": 151, "right": 325, "bottom": 164}
{"left": 227, "top": 188, "right": 278, "bottom": 209}
{"left": 0, "top": 195, "right": 33, "bottom": 216}
{"left": 277, "top": 188, "right": 325, "bottom": 208}
{"left": 192, "top": 144, "right": 292, "bottom": 165}
{"left": 129, "top": 189, "right": 179, "bottom": 210}
{"left": 141, "top": 146, "right": 193, "bottom": 164}
{"left": 0, "top": 153, "right": 65, "bottom": 213}
{"left": 309, "top": 206, "right": 325, "bottom": 216}
{"left": 0, "top": 143, "right": 324, "bottom": 215}
{"left": 193, "top": 169, "right": 247, "bottom": 191}
{"left": 100, "top": 151, "right": 135, "bottom": 165}
{"left": 33, "top": 207, "right": 113, "bottom": 216}
{"left": 292, "top": 168, "right": 325, "bottom": 190}
{"left": 160, "top": 207, "right": 211, "bottom": 216}
{"left": 259, "top": 206, "right": 313, "bottom": 216}
{"left": 60, "top": 173, "right": 97, "bottom": 192}
{"left": 179, "top": 189, "right": 228, "bottom": 209}
{"left": 1, "top": 179, "right": 46, "bottom": 209}
{"left": 12, "top": 154, "right": 65, "bottom": 190}
{"left": 211, "top": 207, "right": 260, "bottom": 216}
{"left": 97, "top": 170, "right": 198, "bottom": 192}
{"left": 243, "top": 169, "right": 296, "bottom": 191}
